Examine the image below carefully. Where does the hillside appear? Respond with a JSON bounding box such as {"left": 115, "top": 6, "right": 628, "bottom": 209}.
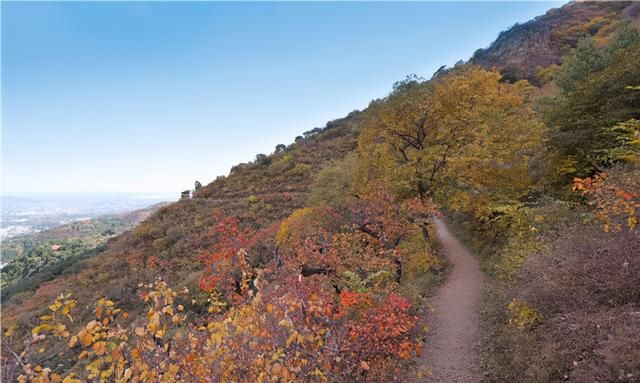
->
{"left": 0, "top": 112, "right": 362, "bottom": 318}
{"left": 1, "top": 203, "right": 168, "bottom": 300}
{"left": 2, "top": 2, "right": 639, "bottom": 382}
{"left": 471, "top": 1, "right": 639, "bottom": 83}
{"left": 2, "top": 203, "right": 165, "bottom": 261}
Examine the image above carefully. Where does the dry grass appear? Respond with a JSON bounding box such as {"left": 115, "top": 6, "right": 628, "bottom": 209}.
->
{"left": 483, "top": 225, "right": 640, "bottom": 382}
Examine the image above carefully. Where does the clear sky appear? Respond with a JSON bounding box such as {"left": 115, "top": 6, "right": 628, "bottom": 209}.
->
{"left": 2, "top": 1, "right": 564, "bottom": 195}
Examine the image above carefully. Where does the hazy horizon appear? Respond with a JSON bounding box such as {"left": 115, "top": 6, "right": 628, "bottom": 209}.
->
{"left": 1, "top": 191, "right": 174, "bottom": 240}
{"left": 1, "top": 191, "right": 177, "bottom": 199}
{"left": 2, "top": 1, "right": 564, "bottom": 195}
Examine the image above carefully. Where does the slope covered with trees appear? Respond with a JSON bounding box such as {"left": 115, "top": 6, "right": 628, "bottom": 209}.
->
{"left": 2, "top": 2, "right": 639, "bottom": 382}
{"left": 470, "top": 1, "right": 639, "bottom": 83}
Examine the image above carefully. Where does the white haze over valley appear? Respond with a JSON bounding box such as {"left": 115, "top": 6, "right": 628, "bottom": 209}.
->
{"left": 0, "top": 193, "right": 175, "bottom": 240}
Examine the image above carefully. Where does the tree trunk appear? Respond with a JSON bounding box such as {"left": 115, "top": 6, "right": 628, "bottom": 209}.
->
{"left": 421, "top": 223, "right": 430, "bottom": 243}
{"left": 301, "top": 265, "right": 331, "bottom": 277}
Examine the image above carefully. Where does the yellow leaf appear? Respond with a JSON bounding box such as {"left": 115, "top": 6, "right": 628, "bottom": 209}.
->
{"left": 85, "top": 320, "right": 99, "bottom": 332}
{"left": 4, "top": 324, "right": 16, "bottom": 337}
{"left": 32, "top": 323, "right": 54, "bottom": 334}
{"left": 210, "top": 332, "right": 222, "bottom": 345}
{"left": 92, "top": 341, "right": 106, "bottom": 356}
{"left": 286, "top": 331, "right": 298, "bottom": 347}
{"left": 63, "top": 374, "right": 83, "bottom": 383}
{"left": 162, "top": 305, "right": 174, "bottom": 316}
{"left": 81, "top": 332, "right": 93, "bottom": 346}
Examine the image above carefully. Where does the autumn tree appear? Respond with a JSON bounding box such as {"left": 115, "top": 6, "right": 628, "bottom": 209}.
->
{"left": 197, "top": 213, "right": 255, "bottom": 302}
{"left": 573, "top": 165, "right": 640, "bottom": 231}
{"left": 357, "top": 67, "right": 544, "bottom": 230}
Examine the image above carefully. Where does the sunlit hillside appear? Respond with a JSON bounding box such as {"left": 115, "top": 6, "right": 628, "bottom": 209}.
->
{"left": 1, "top": 2, "right": 639, "bottom": 382}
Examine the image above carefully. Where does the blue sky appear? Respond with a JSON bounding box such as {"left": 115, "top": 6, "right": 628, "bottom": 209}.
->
{"left": 2, "top": 1, "right": 564, "bottom": 195}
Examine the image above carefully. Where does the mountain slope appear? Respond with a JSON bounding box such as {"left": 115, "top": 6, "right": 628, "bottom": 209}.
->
{"left": 6, "top": 0, "right": 635, "bottom": 323}
{"left": 1, "top": 203, "right": 168, "bottom": 300}
{"left": 470, "top": 1, "right": 639, "bottom": 83}
{"left": 1, "top": 112, "right": 362, "bottom": 322}
{"left": 2, "top": 2, "right": 639, "bottom": 382}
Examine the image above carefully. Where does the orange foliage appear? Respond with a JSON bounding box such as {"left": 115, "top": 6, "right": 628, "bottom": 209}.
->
{"left": 4, "top": 186, "right": 428, "bottom": 382}
{"left": 573, "top": 173, "right": 640, "bottom": 231}
{"left": 8, "top": 277, "right": 420, "bottom": 382}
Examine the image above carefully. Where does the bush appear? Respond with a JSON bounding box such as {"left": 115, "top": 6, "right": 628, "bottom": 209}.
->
{"left": 484, "top": 224, "right": 640, "bottom": 383}
{"left": 507, "top": 299, "right": 543, "bottom": 330}
{"left": 288, "top": 162, "right": 312, "bottom": 177}
{"left": 306, "top": 155, "right": 356, "bottom": 208}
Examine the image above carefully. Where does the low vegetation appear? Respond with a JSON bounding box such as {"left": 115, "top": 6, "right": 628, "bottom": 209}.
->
{"left": 1, "top": 205, "right": 165, "bottom": 298}
{"left": 1, "top": 2, "right": 639, "bottom": 382}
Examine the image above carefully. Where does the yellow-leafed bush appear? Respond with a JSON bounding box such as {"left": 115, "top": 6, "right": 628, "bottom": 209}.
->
{"left": 507, "top": 298, "right": 543, "bottom": 330}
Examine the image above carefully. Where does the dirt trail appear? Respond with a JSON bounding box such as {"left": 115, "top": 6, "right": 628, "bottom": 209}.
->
{"left": 416, "top": 218, "right": 485, "bottom": 382}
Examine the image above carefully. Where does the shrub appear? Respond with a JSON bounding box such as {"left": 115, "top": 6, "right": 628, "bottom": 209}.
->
{"left": 507, "top": 299, "right": 544, "bottom": 330}
{"left": 485, "top": 224, "right": 640, "bottom": 383}
{"left": 288, "top": 162, "right": 312, "bottom": 177}
{"left": 306, "top": 155, "right": 356, "bottom": 208}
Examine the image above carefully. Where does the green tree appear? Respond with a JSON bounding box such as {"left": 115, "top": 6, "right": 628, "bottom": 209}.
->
{"left": 546, "top": 26, "right": 640, "bottom": 178}
{"left": 553, "top": 36, "right": 610, "bottom": 93}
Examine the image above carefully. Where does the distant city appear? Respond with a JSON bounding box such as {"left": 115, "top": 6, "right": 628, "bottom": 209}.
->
{"left": 1, "top": 193, "right": 174, "bottom": 240}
